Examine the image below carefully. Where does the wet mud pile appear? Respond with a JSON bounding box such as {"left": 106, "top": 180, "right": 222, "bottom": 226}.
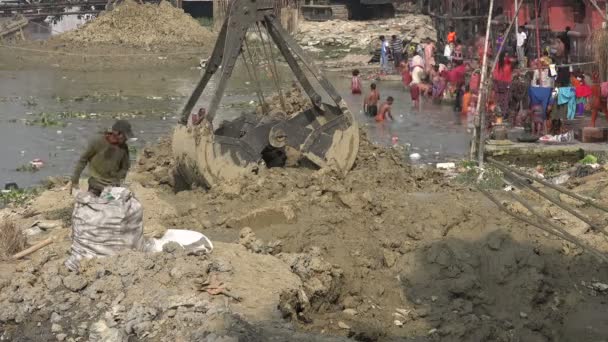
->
{"left": 2, "top": 125, "right": 608, "bottom": 341}
{"left": 59, "top": 0, "right": 213, "bottom": 48}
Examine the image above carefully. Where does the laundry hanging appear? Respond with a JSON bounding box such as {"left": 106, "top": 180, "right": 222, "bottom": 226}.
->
{"left": 557, "top": 87, "right": 577, "bottom": 120}
{"left": 528, "top": 86, "right": 552, "bottom": 119}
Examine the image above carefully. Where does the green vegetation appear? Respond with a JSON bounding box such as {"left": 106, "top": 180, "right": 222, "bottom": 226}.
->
{"left": 25, "top": 112, "right": 68, "bottom": 128}
{"left": 0, "top": 188, "right": 40, "bottom": 206}
{"left": 15, "top": 164, "right": 39, "bottom": 173}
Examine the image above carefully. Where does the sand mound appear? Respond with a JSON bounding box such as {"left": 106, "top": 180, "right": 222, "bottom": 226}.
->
{"left": 59, "top": 0, "right": 213, "bottom": 47}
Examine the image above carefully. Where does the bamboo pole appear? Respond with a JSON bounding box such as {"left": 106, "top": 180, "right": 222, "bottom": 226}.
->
{"left": 478, "top": 187, "right": 607, "bottom": 263}
{"left": 514, "top": 0, "right": 519, "bottom": 34}
{"left": 474, "top": 0, "right": 523, "bottom": 166}
{"left": 586, "top": 0, "right": 607, "bottom": 21}
{"left": 487, "top": 157, "right": 608, "bottom": 213}
{"left": 470, "top": 0, "right": 494, "bottom": 161}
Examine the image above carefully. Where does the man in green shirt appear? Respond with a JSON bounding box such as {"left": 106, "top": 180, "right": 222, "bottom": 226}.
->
{"left": 71, "top": 120, "right": 134, "bottom": 196}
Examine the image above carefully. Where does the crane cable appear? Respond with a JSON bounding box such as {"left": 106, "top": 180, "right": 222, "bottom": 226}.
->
{"left": 242, "top": 34, "right": 267, "bottom": 111}
{"left": 256, "top": 22, "right": 286, "bottom": 112}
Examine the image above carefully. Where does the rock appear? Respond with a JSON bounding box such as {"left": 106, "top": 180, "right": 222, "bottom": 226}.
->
{"left": 337, "top": 321, "right": 350, "bottom": 330}
{"left": 51, "top": 323, "right": 63, "bottom": 333}
{"left": 56, "top": 333, "right": 67, "bottom": 341}
{"left": 487, "top": 232, "right": 506, "bottom": 251}
{"left": 51, "top": 312, "right": 62, "bottom": 323}
{"left": 343, "top": 308, "right": 358, "bottom": 316}
{"left": 162, "top": 241, "right": 183, "bottom": 253}
{"left": 591, "top": 282, "right": 608, "bottom": 292}
{"left": 62, "top": 275, "right": 88, "bottom": 292}
{"left": 89, "top": 320, "right": 128, "bottom": 342}
{"left": 382, "top": 249, "right": 398, "bottom": 268}
{"left": 394, "top": 320, "right": 403, "bottom": 326}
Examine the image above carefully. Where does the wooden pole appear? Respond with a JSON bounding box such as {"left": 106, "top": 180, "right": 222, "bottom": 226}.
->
{"left": 470, "top": 0, "right": 494, "bottom": 162}
{"left": 12, "top": 238, "right": 53, "bottom": 260}
{"left": 477, "top": 0, "right": 524, "bottom": 166}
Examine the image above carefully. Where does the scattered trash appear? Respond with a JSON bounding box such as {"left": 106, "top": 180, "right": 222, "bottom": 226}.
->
{"left": 391, "top": 136, "right": 399, "bottom": 146}
{"left": 29, "top": 159, "right": 45, "bottom": 169}
{"left": 409, "top": 153, "right": 421, "bottom": 161}
{"left": 56, "top": 130, "right": 63, "bottom": 135}
{"left": 436, "top": 162, "right": 455, "bottom": 170}
{"left": 198, "top": 273, "right": 241, "bottom": 301}
{"left": 552, "top": 174, "right": 570, "bottom": 185}
{"left": 519, "top": 312, "right": 528, "bottom": 318}
{"left": 394, "top": 320, "right": 404, "bottom": 326}
{"left": 146, "top": 229, "right": 213, "bottom": 254}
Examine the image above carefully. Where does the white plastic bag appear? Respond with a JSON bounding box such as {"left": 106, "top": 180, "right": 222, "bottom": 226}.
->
{"left": 65, "top": 187, "right": 144, "bottom": 271}
{"left": 146, "top": 229, "right": 213, "bottom": 253}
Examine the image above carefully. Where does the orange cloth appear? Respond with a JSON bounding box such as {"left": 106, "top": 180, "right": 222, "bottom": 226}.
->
{"left": 447, "top": 31, "right": 456, "bottom": 43}
{"left": 461, "top": 92, "right": 471, "bottom": 114}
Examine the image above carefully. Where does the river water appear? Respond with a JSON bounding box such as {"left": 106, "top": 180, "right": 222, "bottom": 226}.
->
{"left": 2, "top": 21, "right": 470, "bottom": 188}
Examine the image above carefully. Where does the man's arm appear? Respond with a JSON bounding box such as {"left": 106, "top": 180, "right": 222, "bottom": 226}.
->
{"left": 116, "top": 148, "right": 131, "bottom": 182}
{"left": 71, "top": 139, "right": 99, "bottom": 186}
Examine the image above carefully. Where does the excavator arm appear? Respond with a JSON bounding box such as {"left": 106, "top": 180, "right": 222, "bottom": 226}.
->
{"left": 173, "top": 0, "right": 359, "bottom": 188}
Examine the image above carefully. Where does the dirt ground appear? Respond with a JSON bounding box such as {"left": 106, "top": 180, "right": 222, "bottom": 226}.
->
{"left": 2, "top": 130, "right": 608, "bottom": 341}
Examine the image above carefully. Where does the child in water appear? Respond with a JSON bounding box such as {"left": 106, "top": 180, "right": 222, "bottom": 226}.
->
{"left": 364, "top": 83, "right": 380, "bottom": 117}
{"left": 351, "top": 69, "right": 362, "bottom": 94}
{"left": 375, "top": 96, "right": 394, "bottom": 122}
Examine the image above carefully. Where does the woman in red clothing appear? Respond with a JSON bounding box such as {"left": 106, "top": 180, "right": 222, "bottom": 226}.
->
{"left": 492, "top": 52, "right": 514, "bottom": 118}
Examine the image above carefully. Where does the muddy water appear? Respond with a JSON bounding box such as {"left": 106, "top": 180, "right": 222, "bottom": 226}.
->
{"left": 0, "top": 65, "right": 470, "bottom": 188}
{"left": 331, "top": 75, "right": 471, "bottom": 160}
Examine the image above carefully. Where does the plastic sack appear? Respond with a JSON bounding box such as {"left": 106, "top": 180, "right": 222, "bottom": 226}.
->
{"left": 145, "top": 229, "right": 213, "bottom": 253}
{"left": 65, "top": 187, "right": 144, "bottom": 272}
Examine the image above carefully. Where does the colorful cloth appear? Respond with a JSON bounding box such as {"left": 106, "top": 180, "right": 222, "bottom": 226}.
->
{"left": 557, "top": 87, "right": 577, "bottom": 120}
{"left": 410, "top": 84, "right": 420, "bottom": 101}
{"left": 576, "top": 99, "right": 586, "bottom": 116}
{"left": 528, "top": 86, "right": 552, "bottom": 119}
{"left": 575, "top": 84, "right": 592, "bottom": 98}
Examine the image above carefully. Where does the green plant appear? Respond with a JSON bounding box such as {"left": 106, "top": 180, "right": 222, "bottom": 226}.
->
{"left": 15, "top": 164, "right": 39, "bottom": 172}
{"left": 580, "top": 154, "right": 598, "bottom": 165}
{"left": 0, "top": 188, "right": 40, "bottom": 206}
